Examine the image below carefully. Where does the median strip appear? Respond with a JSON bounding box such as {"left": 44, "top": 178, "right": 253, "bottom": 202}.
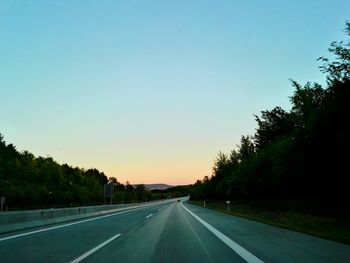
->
{"left": 181, "top": 202, "right": 264, "bottom": 263}
{"left": 70, "top": 233, "right": 121, "bottom": 263}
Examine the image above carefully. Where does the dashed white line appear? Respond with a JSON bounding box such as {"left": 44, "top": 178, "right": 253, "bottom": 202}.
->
{"left": 70, "top": 233, "right": 121, "bottom": 263}
{"left": 0, "top": 206, "right": 148, "bottom": 242}
{"left": 181, "top": 203, "right": 264, "bottom": 263}
{"left": 145, "top": 213, "right": 153, "bottom": 219}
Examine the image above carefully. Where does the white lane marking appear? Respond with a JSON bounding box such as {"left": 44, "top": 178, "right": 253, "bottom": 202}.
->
{"left": 145, "top": 213, "right": 153, "bottom": 219}
{"left": 0, "top": 206, "right": 150, "bottom": 242}
{"left": 70, "top": 233, "right": 121, "bottom": 263}
{"left": 181, "top": 203, "right": 264, "bottom": 263}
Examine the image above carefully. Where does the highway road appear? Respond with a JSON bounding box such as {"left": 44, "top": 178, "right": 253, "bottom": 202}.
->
{"left": 1, "top": 200, "right": 350, "bottom": 262}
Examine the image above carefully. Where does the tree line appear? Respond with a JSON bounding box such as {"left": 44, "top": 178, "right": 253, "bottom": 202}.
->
{"left": 189, "top": 22, "right": 350, "bottom": 217}
{"left": 0, "top": 137, "right": 183, "bottom": 210}
{"left": 0, "top": 139, "right": 107, "bottom": 209}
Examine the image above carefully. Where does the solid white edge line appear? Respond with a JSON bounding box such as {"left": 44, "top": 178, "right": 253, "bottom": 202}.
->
{"left": 70, "top": 233, "right": 121, "bottom": 263}
{"left": 181, "top": 202, "right": 264, "bottom": 263}
{"left": 0, "top": 204, "right": 155, "bottom": 242}
{"left": 145, "top": 213, "right": 153, "bottom": 219}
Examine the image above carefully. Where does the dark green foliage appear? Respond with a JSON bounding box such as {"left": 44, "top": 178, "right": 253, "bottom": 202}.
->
{"left": 319, "top": 22, "right": 350, "bottom": 83}
{"left": 0, "top": 137, "right": 170, "bottom": 210}
{"left": 0, "top": 137, "right": 109, "bottom": 209}
{"left": 254, "top": 107, "right": 293, "bottom": 149}
{"left": 190, "top": 22, "right": 350, "bottom": 217}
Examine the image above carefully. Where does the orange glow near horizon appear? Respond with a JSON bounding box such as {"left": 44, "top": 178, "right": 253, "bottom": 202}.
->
{"left": 97, "top": 156, "right": 214, "bottom": 186}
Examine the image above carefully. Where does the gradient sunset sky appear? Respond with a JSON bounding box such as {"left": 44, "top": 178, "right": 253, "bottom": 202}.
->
{"left": 1, "top": 0, "right": 349, "bottom": 185}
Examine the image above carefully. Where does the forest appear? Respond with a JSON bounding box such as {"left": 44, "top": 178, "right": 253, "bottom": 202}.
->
{"left": 0, "top": 138, "right": 184, "bottom": 210}
{"left": 189, "top": 22, "right": 350, "bottom": 217}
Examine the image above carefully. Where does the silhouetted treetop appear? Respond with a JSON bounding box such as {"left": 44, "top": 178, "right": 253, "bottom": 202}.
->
{"left": 319, "top": 21, "right": 350, "bottom": 83}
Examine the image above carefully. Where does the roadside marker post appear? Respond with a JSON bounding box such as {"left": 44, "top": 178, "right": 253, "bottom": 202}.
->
{"left": 226, "top": 200, "right": 230, "bottom": 213}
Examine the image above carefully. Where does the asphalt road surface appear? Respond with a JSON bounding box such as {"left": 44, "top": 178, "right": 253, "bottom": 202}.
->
{"left": 1, "top": 200, "right": 350, "bottom": 263}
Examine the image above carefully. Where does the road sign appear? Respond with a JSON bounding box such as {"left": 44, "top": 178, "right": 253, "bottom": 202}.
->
{"left": 1, "top": 196, "right": 5, "bottom": 212}
{"left": 104, "top": 184, "right": 114, "bottom": 197}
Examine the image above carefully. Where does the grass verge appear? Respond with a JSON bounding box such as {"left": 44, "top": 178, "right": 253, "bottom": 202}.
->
{"left": 190, "top": 200, "right": 350, "bottom": 245}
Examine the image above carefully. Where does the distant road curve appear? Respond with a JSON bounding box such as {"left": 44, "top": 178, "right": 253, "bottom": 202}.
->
{"left": 1, "top": 199, "right": 349, "bottom": 262}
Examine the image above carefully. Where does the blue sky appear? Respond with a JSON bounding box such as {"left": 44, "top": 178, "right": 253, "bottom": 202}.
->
{"left": 1, "top": 0, "right": 349, "bottom": 185}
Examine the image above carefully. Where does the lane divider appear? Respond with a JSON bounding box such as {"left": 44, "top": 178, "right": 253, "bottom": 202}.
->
{"left": 145, "top": 213, "right": 153, "bottom": 219}
{"left": 70, "top": 233, "right": 121, "bottom": 263}
{"left": 181, "top": 202, "right": 264, "bottom": 263}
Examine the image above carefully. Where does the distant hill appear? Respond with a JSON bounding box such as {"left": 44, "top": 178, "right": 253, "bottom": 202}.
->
{"left": 143, "top": 184, "right": 174, "bottom": 191}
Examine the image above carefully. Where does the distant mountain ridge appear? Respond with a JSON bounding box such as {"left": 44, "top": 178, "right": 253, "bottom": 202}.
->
{"left": 142, "top": 184, "right": 174, "bottom": 190}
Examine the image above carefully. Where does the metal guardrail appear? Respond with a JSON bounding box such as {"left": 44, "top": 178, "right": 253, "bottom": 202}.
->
{"left": 0, "top": 198, "right": 180, "bottom": 234}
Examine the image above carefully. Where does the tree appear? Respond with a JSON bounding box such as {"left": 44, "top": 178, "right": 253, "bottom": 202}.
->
{"left": 319, "top": 21, "right": 350, "bottom": 83}
{"left": 212, "top": 151, "right": 230, "bottom": 180}
{"left": 238, "top": 135, "right": 255, "bottom": 162}
{"left": 290, "top": 81, "right": 326, "bottom": 130}
{"left": 135, "top": 184, "right": 147, "bottom": 201}
{"left": 254, "top": 107, "right": 292, "bottom": 150}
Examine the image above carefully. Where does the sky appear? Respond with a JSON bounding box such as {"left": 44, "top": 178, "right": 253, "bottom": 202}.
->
{"left": 0, "top": 0, "right": 349, "bottom": 185}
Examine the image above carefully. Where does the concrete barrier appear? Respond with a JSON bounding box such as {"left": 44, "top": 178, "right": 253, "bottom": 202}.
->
{"left": 0, "top": 199, "right": 174, "bottom": 234}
